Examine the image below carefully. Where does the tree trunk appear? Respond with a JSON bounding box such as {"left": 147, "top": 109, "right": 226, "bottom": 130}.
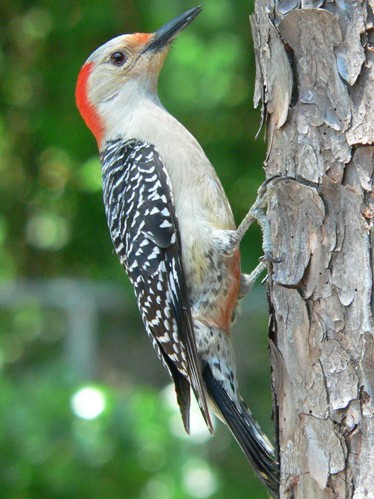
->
{"left": 250, "top": 2, "right": 374, "bottom": 498}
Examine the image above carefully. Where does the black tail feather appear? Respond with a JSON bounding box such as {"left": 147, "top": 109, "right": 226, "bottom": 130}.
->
{"left": 203, "top": 365, "right": 279, "bottom": 496}
{"left": 163, "top": 351, "right": 191, "bottom": 433}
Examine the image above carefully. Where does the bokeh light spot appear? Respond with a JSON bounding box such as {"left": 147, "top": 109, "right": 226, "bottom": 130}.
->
{"left": 70, "top": 386, "right": 106, "bottom": 420}
{"left": 143, "top": 475, "right": 176, "bottom": 499}
{"left": 183, "top": 459, "right": 218, "bottom": 498}
{"left": 26, "top": 213, "right": 71, "bottom": 250}
{"left": 21, "top": 8, "right": 53, "bottom": 40}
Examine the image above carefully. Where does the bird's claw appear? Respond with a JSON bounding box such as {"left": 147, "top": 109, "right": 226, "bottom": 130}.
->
{"left": 263, "top": 251, "right": 284, "bottom": 264}
{"left": 257, "top": 175, "right": 294, "bottom": 199}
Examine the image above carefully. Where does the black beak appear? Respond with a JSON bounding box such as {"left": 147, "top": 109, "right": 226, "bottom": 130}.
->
{"left": 142, "top": 6, "right": 202, "bottom": 54}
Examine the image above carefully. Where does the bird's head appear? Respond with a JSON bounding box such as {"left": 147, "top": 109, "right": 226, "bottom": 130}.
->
{"left": 76, "top": 6, "right": 202, "bottom": 147}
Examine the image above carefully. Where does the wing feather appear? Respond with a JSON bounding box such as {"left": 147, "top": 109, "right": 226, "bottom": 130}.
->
{"left": 101, "top": 139, "right": 213, "bottom": 433}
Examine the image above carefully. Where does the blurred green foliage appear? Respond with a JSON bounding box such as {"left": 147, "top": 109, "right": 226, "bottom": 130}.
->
{"left": 0, "top": 0, "right": 272, "bottom": 497}
{"left": 0, "top": 364, "right": 270, "bottom": 498}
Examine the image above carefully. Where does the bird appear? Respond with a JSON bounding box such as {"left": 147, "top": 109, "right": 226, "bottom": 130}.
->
{"left": 76, "top": 6, "right": 279, "bottom": 494}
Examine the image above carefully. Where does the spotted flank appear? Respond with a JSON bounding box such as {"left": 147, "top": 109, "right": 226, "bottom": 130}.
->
{"left": 101, "top": 139, "right": 212, "bottom": 433}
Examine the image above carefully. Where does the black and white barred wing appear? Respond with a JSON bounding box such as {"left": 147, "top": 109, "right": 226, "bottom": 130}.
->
{"left": 101, "top": 139, "right": 212, "bottom": 433}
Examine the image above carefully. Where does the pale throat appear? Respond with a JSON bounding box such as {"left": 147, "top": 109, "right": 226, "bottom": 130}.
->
{"left": 98, "top": 80, "right": 165, "bottom": 145}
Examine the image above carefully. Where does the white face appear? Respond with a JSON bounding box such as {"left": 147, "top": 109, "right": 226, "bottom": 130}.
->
{"left": 84, "top": 33, "right": 169, "bottom": 107}
{"left": 76, "top": 7, "right": 201, "bottom": 145}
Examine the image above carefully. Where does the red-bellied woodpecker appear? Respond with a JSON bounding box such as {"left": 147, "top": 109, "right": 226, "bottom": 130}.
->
{"left": 76, "top": 6, "right": 279, "bottom": 494}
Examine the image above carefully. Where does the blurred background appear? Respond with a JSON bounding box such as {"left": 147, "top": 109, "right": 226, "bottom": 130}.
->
{"left": 0, "top": 0, "right": 274, "bottom": 497}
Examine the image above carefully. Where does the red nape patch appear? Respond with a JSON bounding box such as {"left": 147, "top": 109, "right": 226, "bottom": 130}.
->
{"left": 75, "top": 62, "right": 104, "bottom": 148}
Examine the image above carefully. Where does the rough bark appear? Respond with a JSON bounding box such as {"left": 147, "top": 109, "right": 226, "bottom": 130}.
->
{"left": 250, "top": 2, "right": 374, "bottom": 498}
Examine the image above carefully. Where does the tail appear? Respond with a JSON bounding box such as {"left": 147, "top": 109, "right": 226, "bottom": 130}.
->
{"left": 203, "top": 364, "right": 279, "bottom": 496}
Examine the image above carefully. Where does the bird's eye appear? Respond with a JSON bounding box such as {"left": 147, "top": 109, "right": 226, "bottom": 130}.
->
{"left": 110, "top": 51, "right": 127, "bottom": 66}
